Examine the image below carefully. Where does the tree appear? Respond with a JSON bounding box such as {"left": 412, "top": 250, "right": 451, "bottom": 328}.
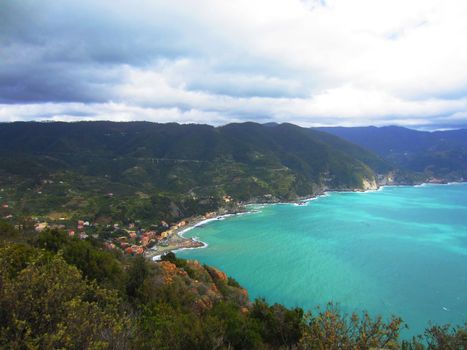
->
{"left": 126, "top": 255, "right": 151, "bottom": 302}
{"left": 299, "top": 302, "right": 403, "bottom": 350}
{"left": 0, "top": 219, "right": 18, "bottom": 239}
{"left": 250, "top": 298, "right": 304, "bottom": 348}
{"left": 0, "top": 244, "right": 130, "bottom": 349}
{"left": 401, "top": 323, "right": 467, "bottom": 350}
{"left": 36, "top": 229, "right": 125, "bottom": 289}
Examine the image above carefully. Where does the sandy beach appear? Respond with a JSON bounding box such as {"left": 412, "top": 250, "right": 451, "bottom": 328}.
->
{"left": 144, "top": 211, "right": 245, "bottom": 260}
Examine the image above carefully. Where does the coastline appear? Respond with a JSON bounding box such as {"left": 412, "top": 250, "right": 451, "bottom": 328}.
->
{"left": 145, "top": 210, "right": 251, "bottom": 261}
{"left": 146, "top": 180, "right": 467, "bottom": 261}
{"left": 165, "top": 182, "right": 467, "bottom": 338}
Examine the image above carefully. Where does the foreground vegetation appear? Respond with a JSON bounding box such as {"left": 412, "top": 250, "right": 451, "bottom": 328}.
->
{"left": 1, "top": 221, "right": 465, "bottom": 349}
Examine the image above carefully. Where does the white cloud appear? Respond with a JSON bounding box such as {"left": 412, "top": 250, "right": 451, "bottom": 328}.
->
{"left": 1, "top": 0, "right": 467, "bottom": 127}
{"left": 0, "top": 102, "right": 239, "bottom": 125}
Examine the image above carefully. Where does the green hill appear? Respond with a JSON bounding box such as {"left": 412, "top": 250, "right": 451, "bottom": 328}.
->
{"left": 317, "top": 126, "right": 467, "bottom": 181}
{"left": 0, "top": 121, "right": 389, "bottom": 225}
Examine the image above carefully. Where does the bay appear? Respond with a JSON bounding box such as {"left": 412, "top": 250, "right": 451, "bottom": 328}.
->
{"left": 179, "top": 183, "right": 467, "bottom": 336}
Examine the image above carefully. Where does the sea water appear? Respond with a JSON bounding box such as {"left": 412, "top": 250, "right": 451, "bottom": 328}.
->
{"left": 178, "top": 184, "right": 467, "bottom": 337}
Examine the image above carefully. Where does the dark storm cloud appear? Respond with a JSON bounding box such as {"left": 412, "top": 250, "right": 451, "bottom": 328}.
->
{"left": 0, "top": 0, "right": 196, "bottom": 104}
{"left": 0, "top": 0, "right": 311, "bottom": 105}
{"left": 0, "top": 61, "right": 119, "bottom": 103}
{"left": 0, "top": 0, "right": 467, "bottom": 127}
{"left": 0, "top": 0, "right": 186, "bottom": 64}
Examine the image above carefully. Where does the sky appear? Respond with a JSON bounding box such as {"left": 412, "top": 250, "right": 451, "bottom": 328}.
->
{"left": 1, "top": 0, "right": 467, "bottom": 128}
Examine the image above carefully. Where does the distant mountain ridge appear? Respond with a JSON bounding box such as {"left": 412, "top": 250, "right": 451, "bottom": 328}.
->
{"left": 0, "top": 121, "right": 387, "bottom": 193}
{"left": 317, "top": 126, "right": 467, "bottom": 181}
{"left": 0, "top": 121, "right": 389, "bottom": 224}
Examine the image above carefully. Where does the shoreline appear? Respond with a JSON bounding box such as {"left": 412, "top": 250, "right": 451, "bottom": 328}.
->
{"left": 145, "top": 210, "right": 251, "bottom": 261}
{"left": 146, "top": 181, "right": 467, "bottom": 261}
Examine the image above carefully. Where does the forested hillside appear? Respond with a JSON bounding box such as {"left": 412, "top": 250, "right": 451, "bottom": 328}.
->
{"left": 318, "top": 126, "right": 467, "bottom": 181}
{"left": 0, "top": 121, "right": 389, "bottom": 225}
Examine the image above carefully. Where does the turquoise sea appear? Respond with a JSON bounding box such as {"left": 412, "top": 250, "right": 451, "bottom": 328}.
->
{"left": 178, "top": 184, "right": 467, "bottom": 336}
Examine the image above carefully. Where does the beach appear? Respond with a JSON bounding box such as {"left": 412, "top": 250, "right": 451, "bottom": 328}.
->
{"left": 144, "top": 211, "right": 247, "bottom": 260}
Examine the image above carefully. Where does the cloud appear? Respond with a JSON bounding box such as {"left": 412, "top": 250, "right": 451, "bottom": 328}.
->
{"left": 1, "top": 0, "right": 467, "bottom": 128}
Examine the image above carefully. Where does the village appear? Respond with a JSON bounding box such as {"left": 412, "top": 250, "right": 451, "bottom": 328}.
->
{"left": 0, "top": 198, "right": 209, "bottom": 258}
{"left": 26, "top": 213, "right": 218, "bottom": 257}
{"left": 0, "top": 181, "right": 236, "bottom": 258}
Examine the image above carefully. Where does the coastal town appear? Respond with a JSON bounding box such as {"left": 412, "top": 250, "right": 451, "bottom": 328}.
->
{"left": 0, "top": 183, "right": 238, "bottom": 259}
{"left": 28, "top": 213, "right": 220, "bottom": 259}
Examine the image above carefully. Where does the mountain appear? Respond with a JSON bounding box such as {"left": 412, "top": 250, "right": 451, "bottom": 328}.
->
{"left": 317, "top": 126, "right": 467, "bottom": 181}
{"left": 0, "top": 121, "right": 389, "bottom": 224}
